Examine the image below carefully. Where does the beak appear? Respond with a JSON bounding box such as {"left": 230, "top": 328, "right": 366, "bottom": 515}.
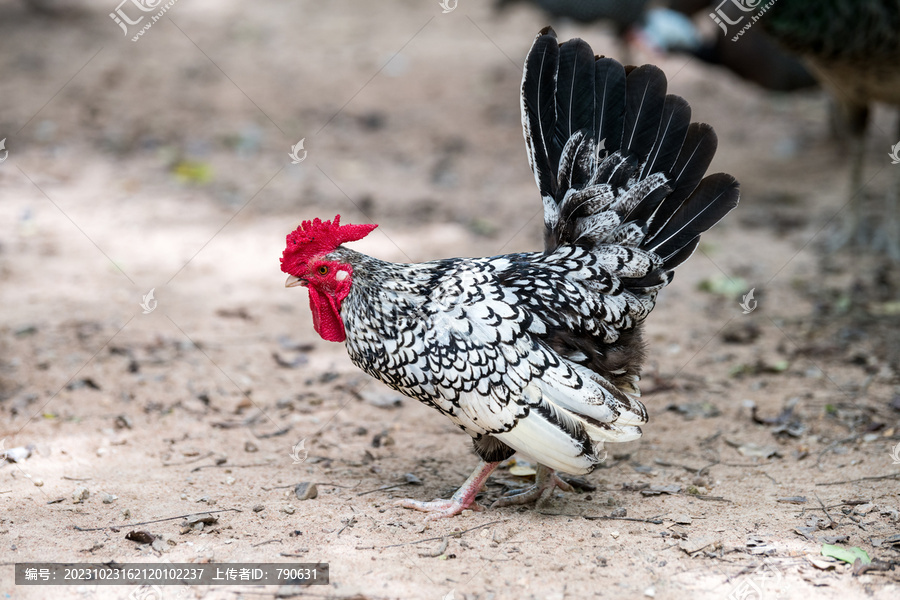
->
{"left": 285, "top": 275, "right": 307, "bottom": 288}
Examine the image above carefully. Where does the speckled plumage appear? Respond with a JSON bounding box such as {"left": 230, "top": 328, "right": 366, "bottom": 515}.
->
{"left": 335, "top": 243, "right": 653, "bottom": 472}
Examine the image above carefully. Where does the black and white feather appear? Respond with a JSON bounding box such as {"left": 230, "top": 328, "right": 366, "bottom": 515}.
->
{"left": 330, "top": 26, "right": 738, "bottom": 476}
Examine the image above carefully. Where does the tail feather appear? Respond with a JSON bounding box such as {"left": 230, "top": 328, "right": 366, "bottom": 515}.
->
{"left": 639, "top": 94, "right": 691, "bottom": 181}
{"left": 520, "top": 26, "right": 737, "bottom": 276}
{"left": 645, "top": 123, "right": 719, "bottom": 241}
{"left": 554, "top": 38, "right": 597, "bottom": 168}
{"left": 594, "top": 57, "right": 626, "bottom": 154}
{"left": 521, "top": 27, "right": 560, "bottom": 201}
{"left": 646, "top": 172, "right": 740, "bottom": 269}
{"left": 622, "top": 65, "right": 667, "bottom": 158}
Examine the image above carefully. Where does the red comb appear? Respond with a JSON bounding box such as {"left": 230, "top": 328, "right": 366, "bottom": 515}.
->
{"left": 281, "top": 215, "right": 377, "bottom": 274}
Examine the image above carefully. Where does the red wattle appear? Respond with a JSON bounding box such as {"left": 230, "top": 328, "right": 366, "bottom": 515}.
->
{"left": 307, "top": 286, "right": 346, "bottom": 342}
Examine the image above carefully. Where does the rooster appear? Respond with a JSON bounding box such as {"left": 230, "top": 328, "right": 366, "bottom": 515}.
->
{"left": 282, "top": 27, "right": 739, "bottom": 519}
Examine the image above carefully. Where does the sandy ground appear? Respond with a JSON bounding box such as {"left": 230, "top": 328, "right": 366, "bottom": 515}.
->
{"left": 1, "top": 1, "right": 899, "bottom": 599}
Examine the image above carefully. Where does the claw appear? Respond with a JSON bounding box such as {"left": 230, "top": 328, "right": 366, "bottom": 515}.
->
{"left": 492, "top": 465, "right": 574, "bottom": 508}
{"left": 393, "top": 497, "right": 485, "bottom": 520}
{"left": 394, "top": 459, "right": 499, "bottom": 520}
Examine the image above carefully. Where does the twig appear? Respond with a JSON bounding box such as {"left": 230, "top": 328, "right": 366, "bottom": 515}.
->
{"left": 262, "top": 481, "right": 360, "bottom": 491}
{"left": 541, "top": 512, "right": 664, "bottom": 524}
{"left": 73, "top": 508, "right": 241, "bottom": 532}
{"left": 162, "top": 452, "right": 214, "bottom": 467}
{"left": 814, "top": 493, "right": 836, "bottom": 528}
{"left": 815, "top": 434, "right": 861, "bottom": 468}
{"left": 418, "top": 537, "right": 449, "bottom": 558}
{"left": 356, "top": 481, "right": 414, "bottom": 496}
{"left": 816, "top": 472, "right": 900, "bottom": 486}
{"left": 190, "top": 461, "right": 274, "bottom": 472}
{"left": 365, "top": 519, "right": 507, "bottom": 549}
{"left": 251, "top": 539, "right": 282, "bottom": 548}
{"left": 61, "top": 476, "right": 92, "bottom": 481}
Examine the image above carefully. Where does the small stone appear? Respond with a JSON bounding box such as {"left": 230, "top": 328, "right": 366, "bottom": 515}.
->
{"left": 282, "top": 505, "right": 296, "bottom": 515}
{"left": 610, "top": 531, "right": 620, "bottom": 539}
{"left": 225, "top": 476, "right": 236, "bottom": 485}
{"left": 73, "top": 487, "right": 90, "bottom": 504}
{"left": 244, "top": 441, "right": 258, "bottom": 453}
{"left": 644, "top": 586, "right": 656, "bottom": 598}
{"left": 294, "top": 482, "right": 318, "bottom": 501}
{"left": 252, "top": 505, "right": 265, "bottom": 513}
{"left": 102, "top": 494, "right": 117, "bottom": 504}
{"left": 33, "top": 479, "right": 44, "bottom": 487}
{"left": 610, "top": 507, "right": 627, "bottom": 518}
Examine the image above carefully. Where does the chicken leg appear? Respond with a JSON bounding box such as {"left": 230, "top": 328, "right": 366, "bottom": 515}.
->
{"left": 394, "top": 460, "right": 500, "bottom": 520}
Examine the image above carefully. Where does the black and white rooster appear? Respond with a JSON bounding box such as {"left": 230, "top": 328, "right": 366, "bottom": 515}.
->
{"left": 281, "top": 27, "right": 739, "bottom": 519}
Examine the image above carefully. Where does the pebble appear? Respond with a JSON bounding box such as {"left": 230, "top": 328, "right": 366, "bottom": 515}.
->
{"left": 294, "top": 482, "right": 318, "bottom": 501}
{"left": 72, "top": 487, "right": 90, "bottom": 504}
{"left": 33, "top": 479, "right": 44, "bottom": 487}
{"left": 103, "top": 494, "right": 117, "bottom": 504}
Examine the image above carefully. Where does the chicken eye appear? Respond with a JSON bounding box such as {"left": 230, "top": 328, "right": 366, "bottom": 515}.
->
{"left": 317, "top": 265, "right": 329, "bottom": 276}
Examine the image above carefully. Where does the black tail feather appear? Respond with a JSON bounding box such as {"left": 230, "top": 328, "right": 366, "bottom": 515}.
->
{"left": 521, "top": 27, "right": 560, "bottom": 200}
{"left": 640, "top": 95, "right": 691, "bottom": 181}
{"left": 646, "top": 172, "right": 740, "bottom": 268}
{"left": 645, "top": 123, "right": 718, "bottom": 241}
{"left": 622, "top": 65, "right": 667, "bottom": 158}
{"left": 553, "top": 38, "right": 596, "bottom": 169}
{"left": 594, "top": 57, "right": 626, "bottom": 154}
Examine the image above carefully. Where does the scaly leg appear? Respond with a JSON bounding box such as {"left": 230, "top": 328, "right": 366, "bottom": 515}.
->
{"left": 394, "top": 460, "right": 499, "bottom": 520}
{"left": 492, "top": 464, "right": 574, "bottom": 507}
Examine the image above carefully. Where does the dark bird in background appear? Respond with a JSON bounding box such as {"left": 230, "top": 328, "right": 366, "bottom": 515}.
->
{"left": 762, "top": 0, "right": 900, "bottom": 259}
{"left": 494, "top": 0, "right": 650, "bottom": 62}
{"left": 495, "top": 0, "right": 817, "bottom": 92}
{"left": 661, "top": 0, "right": 817, "bottom": 92}
{"left": 281, "top": 27, "right": 738, "bottom": 519}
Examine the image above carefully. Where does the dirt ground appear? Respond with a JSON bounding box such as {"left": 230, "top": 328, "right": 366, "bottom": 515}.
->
{"left": 1, "top": 1, "right": 899, "bottom": 599}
